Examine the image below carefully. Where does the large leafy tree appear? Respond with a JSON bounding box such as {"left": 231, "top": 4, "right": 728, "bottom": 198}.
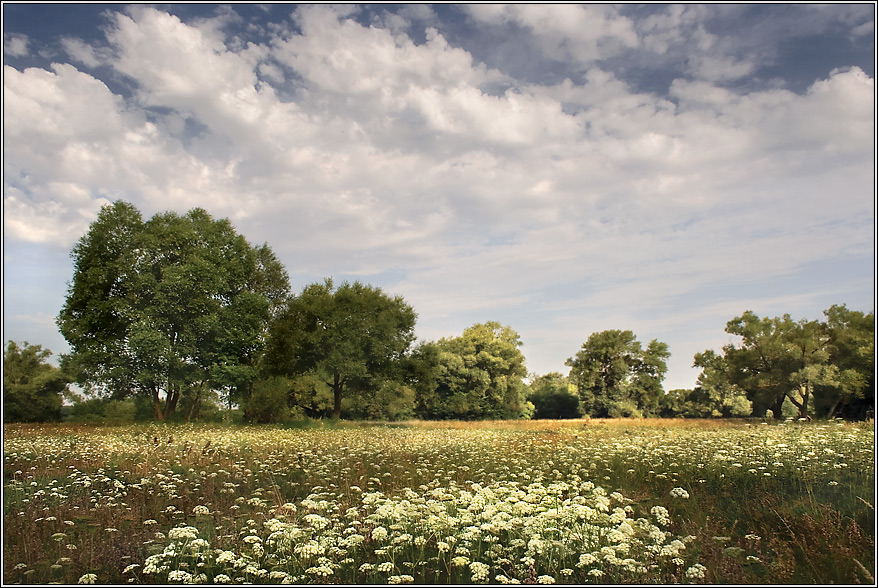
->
{"left": 3, "top": 341, "right": 70, "bottom": 422}
{"left": 57, "top": 201, "right": 287, "bottom": 421}
{"left": 566, "top": 330, "right": 669, "bottom": 418}
{"left": 265, "top": 279, "right": 417, "bottom": 419}
{"left": 717, "top": 312, "right": 800, "bottom": 418}
{"left": 698, "top": 306, "right": 873, "bottom": 420}
{"left": 418, "top": 322, "right": 530, "bottom": 420}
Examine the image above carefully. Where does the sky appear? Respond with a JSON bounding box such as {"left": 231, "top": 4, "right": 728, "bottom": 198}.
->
{"left": 3, "top": 3, "right": 875, "bottom": 392}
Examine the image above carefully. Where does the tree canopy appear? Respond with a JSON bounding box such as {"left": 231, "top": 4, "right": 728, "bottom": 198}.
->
{"left": 695, "top": 306, "right": 874, "bottom": 420}
{"left": 4, "top": 341, "right": 70, "bottom": 423}
{"left": 38, "top": 201, "right": 877, "bottom": 423}
{"left": 566, "top": 330, "right": 670, "bottom": 418}
{"left": 57, "top": 201, "right": 288, "bottom": 421}
{"left": 417, "top": 322, "right": 530, "bottom": 420}
{"left": 265, "top": 279, "right": 417, "bottom": 419}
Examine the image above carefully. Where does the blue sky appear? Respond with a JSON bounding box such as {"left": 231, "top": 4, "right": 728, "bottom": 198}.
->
{"left": 3, "top": 3, "right": 875, "bottom": 392}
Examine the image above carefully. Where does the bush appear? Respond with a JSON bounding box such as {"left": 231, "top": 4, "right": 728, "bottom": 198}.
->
{"left": 528, "top": 372, "right": 579, "bottom": 419}
{"left": 608, "top": 399, "right": 643, "bottom": 418}
{"left": 65, "top": 396, "right": 153, "bottom": 424}
{"left": 530, "top": 389, "right": 579, "bottom": 419}
{"left": 245, "top": 377, "right": 293, "bottom": 423}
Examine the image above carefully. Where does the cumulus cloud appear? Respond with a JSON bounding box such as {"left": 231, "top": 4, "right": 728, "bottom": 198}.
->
{"left": 4, "top": 32, "right": 29, "bottom": 56}
{"left": 3, "top": 4, "right": 873, "bottom": 387}
{"left": 60, "top": 37, "right": 105, "bottom": 68}
{"left": 464, "top": 4, "right": 638, "bottom": 66}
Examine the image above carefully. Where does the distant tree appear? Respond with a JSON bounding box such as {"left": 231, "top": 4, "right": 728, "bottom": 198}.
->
{"left": 695, "top": 306, "right": 874, "bottom": 420}
{"left": 224, "top": 243, "right": 291, "bottom": 418}
{"left": 265, "top": 279, "right": 417, "bottom": 419}
{"left": 57, "top": 201, "right": 287, "bottom": 421}
{"left": 528, "top": 372, "right": 580, "bottom": 419}
{"left": 4, "top": 341, "right": 69, "bottom": 422}
{"left": 419, "top": 322, "right": 530, "bottom": 420}
{"left": 816, "top": 305, "right": 874, "bottom": 419}
{"left": 243, "top": 376, "right": 296, "bottom": 423}
{"left": 630, "top": 339, "right": 671, "bottom": 417}
{"left": 710, "top": 312, "right": 799, "bottom": 419}
{"left": 658, "top": 389, "right": 688, "bottom": 418}
{"left": 566, "top": 330, "right": 669, "bottom": 418}
{"left": 408, "top": 341, "right": 442, "bottom": 418}
{"left": 344, "top": 380, "right": 417, "bottom": 421}
{"left": 691, "top": 350, "right": 753, "bottom": 417}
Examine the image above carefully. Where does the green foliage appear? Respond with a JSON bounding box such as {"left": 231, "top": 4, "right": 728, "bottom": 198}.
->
{"left": 265, "top": 279, "right": 417, "bottom": 419}
{"left": 419, "top": 322, "right": 530, "bottom": 420}
{"left": 566, "top": 330, "right": 670, "bottom": 418}
{"left": 816, "top": 305, "right": 875, "bottom": 419}
{"left": 344, "top": 381, "right": 417, "bottom": 421}
{"left": 66, "top": 397, "right": 147, "bottom": 424}
{"left": 46, "top": 199, "right": 872, "bottom": 425}
{"left": 406, "top": 341, "right": 442, "bottom": 417}
{"left": 684, "top": 350, "right": 754, "bottom": 417}
{"left": 244, "top": 376, "right": 295, "bottom": 423}
{"left": 3, "top": 341, "right": 69, "bottom": 422}
{"left": 695, "top": 305, "right": 873, "bottom": 420}
{"left": 658, "top": 386, "right": 752, "bottom": 419}
{"left": 528, "top": 372, "right": 580, "bottom": 419}
{"left": 57, "top": 201, "right": 289, "bottom": 422}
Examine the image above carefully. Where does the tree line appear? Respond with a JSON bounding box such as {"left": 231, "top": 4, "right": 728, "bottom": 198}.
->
{"left": 4, "top": 202, "right": 873, "bottom": 423}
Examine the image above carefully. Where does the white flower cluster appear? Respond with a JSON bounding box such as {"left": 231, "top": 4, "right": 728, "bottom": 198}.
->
{"left": 685, "top": 563, "right": 707, "bottom": 580}
{"left": 470, "top": 561, "right": 490, "bottom": 582}
{"left": 167, "top": 526, "right": 199, "bottom": 541}
{"left": 669, "top": 487, "right": 690, "bottom": 499}
{"left": 651, "top": 505, "right": 671, "bottom": 526}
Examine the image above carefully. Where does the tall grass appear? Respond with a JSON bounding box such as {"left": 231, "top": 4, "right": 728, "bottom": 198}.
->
{"left": 3, "top": 419, "right": 873, "bottom": 584}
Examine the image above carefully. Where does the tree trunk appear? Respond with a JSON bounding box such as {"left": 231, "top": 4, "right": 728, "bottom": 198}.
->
{"left": 187, "top": 382, "right": 205, "bottom": 422}
{"left": 152, "top": 389, "right": 165, "bottom": 421}
{"left": 770, "top": 395, "right": 785, "bottom": 420}
{"left": 786, "top": 384, "right": 812, "bottom": 419}
{"left": 827, "top": 396, "right": 843, "bottom": 420}
{"left": 332, "top": 373, "right": 344, "bottom": 419}
{"left": 166, "top": 389, "right": 179, "bottom": 419}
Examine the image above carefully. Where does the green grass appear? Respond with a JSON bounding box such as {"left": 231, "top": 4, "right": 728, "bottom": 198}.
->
{"left": 3, "top": 419, "right": 873, "bottom": 584}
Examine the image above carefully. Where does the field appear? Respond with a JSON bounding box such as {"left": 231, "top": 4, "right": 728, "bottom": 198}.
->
{"left": 3, "top": 418, "right": 874, "bottom": 585}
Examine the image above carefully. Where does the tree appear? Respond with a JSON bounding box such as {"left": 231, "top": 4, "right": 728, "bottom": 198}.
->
{"left": 630, "top": 339, "right": 671, "bottom": 417}
{"left": 57, "top": 201, "right": 287, "bottom": 421}
{"left": 528, "top": 372, "right": 580, "bottom": 419}
{"left": 690, "top": 349, "right": 753, "bottom": 417}
{"left": 4, "top": 341, "right": 70, "bottom": 422}
{"left": 565, "top": 330, "right": 670, "bottom": 418}
{"left": 418, "top": 322, "right": 530, "bottom": 420}
{"left": 697, "top": 307, "right": 874, "bottom": 420}
{"left": 716, "top": 312, "right": 800, "bottom": 419}
{"left": 816, "top": 305, "right": 874, "bottom": 419}
{"left": 265, "top": 279, "right": 417, "bottom": 419}
{"left": 223, "top": 243, "right": 291, "bottom": 418}
{"left": 408, "top": 341, "right": 442, "bottom": 419}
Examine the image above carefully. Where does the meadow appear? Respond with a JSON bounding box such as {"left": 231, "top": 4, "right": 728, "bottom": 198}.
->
{"left": 2, "top": 418, "right": 874, "bottom": 585}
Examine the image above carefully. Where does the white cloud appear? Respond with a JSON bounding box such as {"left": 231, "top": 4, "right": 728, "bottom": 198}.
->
{"left": 4, "top": 32, "right": 29, "bottom": 56}
{"left": 3, "top": 4, "right": 873, "bottom": 389}
{"left": 464, "top": 4, "right": 638, "bottom": 65}
{"left": 60, "top": 37, "right": 104, "bottom": 68}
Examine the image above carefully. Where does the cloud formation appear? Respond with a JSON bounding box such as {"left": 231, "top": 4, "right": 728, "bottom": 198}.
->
{"left": 3, "top": 4, "right": 874, "bottom": 389}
